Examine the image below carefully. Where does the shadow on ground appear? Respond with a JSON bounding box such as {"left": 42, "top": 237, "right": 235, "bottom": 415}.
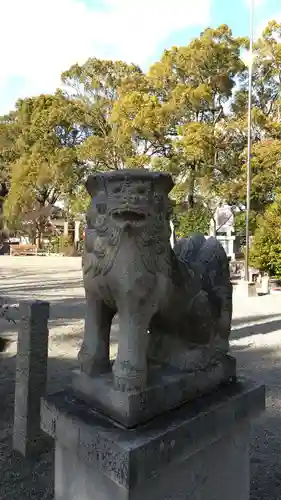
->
{"left": 0, "top": 343, "right": 280, "bottom": 499}
{"left": 0, "top": 296, "right": 86, "bottom": 328}
{"left": 0, "top": 280, "right": 83, "bottom": 295}
{"left": 231, "top": 313, "right": 281, "bottom": 327}
{"left": 232, "top": 316, "right": 281, "bottom": 341}
{"left": 2, "top": 297, "right": 281, "bottom": 341}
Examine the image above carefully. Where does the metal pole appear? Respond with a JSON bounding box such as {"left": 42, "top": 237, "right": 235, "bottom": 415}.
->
{"left": 245, "top": 0, "right": 254, "bottom": 282}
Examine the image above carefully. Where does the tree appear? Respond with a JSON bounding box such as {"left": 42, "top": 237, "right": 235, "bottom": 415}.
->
{"left": 172, "top": 202, "right": 210, "bottom": 237}
{"left": 112, "top": 25, "right": 247, "bottom": 229}
{"left": 150, "top": 25, "right": 245, "bottom": 186}
{"left": 226, "top": 21, "right": 281, "bottom": 225}
{"left": 250, "top": 195, "right": 281, "bottom": 277}
{"left": 61, "top": 58, "right": 144, "bottom": 170}
{"left": 5, "top": 20, "right": 281, "bottom": 244}
{"left": 3, "top": 92, "right": 88, "bottom": 245}
{"left": 0, "top": 112, "right": 21, "bottom": 240}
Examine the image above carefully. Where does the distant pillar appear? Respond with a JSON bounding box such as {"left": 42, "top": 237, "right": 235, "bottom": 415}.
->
{"left": 209, "top": 218, "right": 216, "bottom": 237}
{"left": 63, "top": 220, "right": 69, "bottom": 238}
{"left": 74, "top": 220, "right": 81, "bottom": 246}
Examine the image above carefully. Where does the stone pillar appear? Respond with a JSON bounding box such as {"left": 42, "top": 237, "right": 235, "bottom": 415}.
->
{"left": 63, "top": 220, "right": 69, "bottom": 238}
{"left": 41, "top": 381, "right": 265, "bottom": 500}
{"left": 13, "top": 300, "right": 50, "bottom": 456}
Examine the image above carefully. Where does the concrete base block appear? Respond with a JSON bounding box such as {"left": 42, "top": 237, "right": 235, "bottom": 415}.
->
{"left": 41, "top": 379, "right": 265, "bottom": 500}
{"left": 236, "top": 280, "right": 257, "bottom": 298}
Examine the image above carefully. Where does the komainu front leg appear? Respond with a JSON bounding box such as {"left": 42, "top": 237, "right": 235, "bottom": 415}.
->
{"left": 78, "top": 294, "right": 114, "bottom": 376}
{"left": 113, "top": 307, "right": 153, "bottom": 392}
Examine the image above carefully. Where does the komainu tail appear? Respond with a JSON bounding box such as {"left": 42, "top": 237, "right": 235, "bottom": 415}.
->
{"left": 174, "top": 233, "right": 232, "bottom": 349}
{"left": 173, "top": 232, "right": 206, "bottom": 267}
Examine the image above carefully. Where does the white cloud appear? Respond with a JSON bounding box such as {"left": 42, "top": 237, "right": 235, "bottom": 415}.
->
{"left": 0, "top": 0, "right": 211, "bottom": 113}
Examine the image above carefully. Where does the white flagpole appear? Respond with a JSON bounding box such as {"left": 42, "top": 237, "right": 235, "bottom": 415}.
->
{"left": 245, "top": 0, "right": 254, "bottom": 282}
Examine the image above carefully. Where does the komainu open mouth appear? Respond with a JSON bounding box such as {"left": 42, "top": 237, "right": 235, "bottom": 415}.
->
{"left": 111, "top": 209, "right": 146, "bottom": 222}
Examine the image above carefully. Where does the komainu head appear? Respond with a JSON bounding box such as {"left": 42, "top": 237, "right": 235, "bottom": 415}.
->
{"left": 85, "top": 169, "right": 174, "bottom": 232}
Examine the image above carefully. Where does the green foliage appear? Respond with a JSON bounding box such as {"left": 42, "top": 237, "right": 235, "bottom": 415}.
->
{"left": 2, "top": 21, "right": 281, "bottom": 239}
{"left": 250, "top": 197, "right": 281, "bottom": 277}
{"left": 45, "top": 235, "right": 75, "bottom": 255}
{"left": 172, "top": 203, "right": 210, "bottom": 238}
{"left": 111, "top": 25, "right": 247, "bottom": 208}
{"left": 2, "top": 92, "right": 88, "bottom": 232}
{"left": 67, "top": 186, "right": 89, "bottom": 218}
{"left": 234, "top": 210, "right": 257, "bottom": 236}
{"left": 61, "top": 59, "right": 143, "bottom": 170}
{"left": 226, "top": 21, "right": 281, "bottom": 215}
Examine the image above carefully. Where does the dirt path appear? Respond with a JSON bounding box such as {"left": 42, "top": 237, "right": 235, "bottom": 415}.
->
{"left": 0, "top": 257, "right": 281, "bottom": 498}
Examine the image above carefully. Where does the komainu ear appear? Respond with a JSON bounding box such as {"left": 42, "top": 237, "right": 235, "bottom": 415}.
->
{"left": 153, "top": 172, "right": 174, "bottom": 194}
{"left": 85, "top": 174, "right": 103, "bottom": 197}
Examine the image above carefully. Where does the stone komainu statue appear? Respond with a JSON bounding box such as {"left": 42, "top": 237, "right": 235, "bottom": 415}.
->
{"left": 80, "top": 170, "right": 232, "bottom": 392}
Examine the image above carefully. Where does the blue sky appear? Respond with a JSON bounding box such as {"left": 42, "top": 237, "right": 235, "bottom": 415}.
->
{"left": 0, "top": 0, "right": 280, "bottom": 116}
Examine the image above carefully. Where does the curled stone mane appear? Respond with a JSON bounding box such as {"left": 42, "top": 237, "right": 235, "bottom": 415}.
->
{"left": 83, "top": 211, "right": 122, "bottom": 279}
{"left": 135, "top": 206, "right": 172, "bottom": 276}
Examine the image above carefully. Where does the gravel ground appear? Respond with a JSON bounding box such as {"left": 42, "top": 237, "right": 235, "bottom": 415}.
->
{"left": 0, "top": 256, "right": 281, "bottom": 499}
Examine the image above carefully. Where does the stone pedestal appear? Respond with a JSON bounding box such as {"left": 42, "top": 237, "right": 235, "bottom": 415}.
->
{"left": 41, "top": 380, "right": 265, "bottom": 500}
{"left": 72, "top": 355, "right": 236, "bottom": 428}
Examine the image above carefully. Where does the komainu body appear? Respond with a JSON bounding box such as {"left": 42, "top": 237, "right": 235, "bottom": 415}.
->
{"left": 80, "top": 170, "right": 232, "bottom": 392}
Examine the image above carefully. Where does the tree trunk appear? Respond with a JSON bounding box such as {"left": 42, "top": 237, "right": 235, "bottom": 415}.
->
{"left": 0, "top": 183, "right": 9, "bottom": 245}
{"left": 187, "top": 165, "right": 196, "bottom": 208}
{"left": 36, "top": 215, "right": 47, "bottom": 249}
{"left": 210, "top": 216, "right": 217, "bottom": 237}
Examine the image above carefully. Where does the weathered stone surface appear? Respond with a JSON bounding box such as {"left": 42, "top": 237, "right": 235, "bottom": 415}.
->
{"left": 41, "top": 380, "right": 265, "bottom": 499}
{"left": 77, "top": 169, "right": 233, "bottom": 403}
{"left": 72, "top": 355, "right": 236, "bottom": 427}
{"left": 13, "top": 300, "right": 50, "bottom": 456}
